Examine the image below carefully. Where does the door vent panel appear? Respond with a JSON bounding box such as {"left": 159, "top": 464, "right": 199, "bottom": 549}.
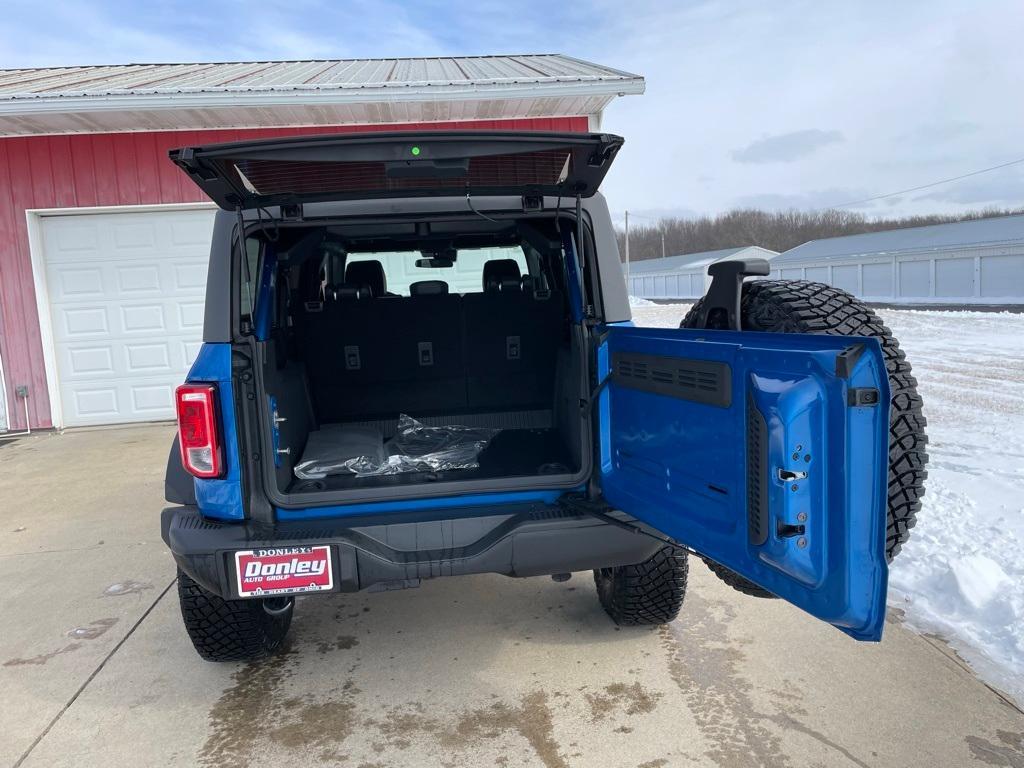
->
{"left": 612, "top": 353, "right": 731, "bottom": 407}
{"left": 746, "top": 391, "right": 769, "bottom": 546}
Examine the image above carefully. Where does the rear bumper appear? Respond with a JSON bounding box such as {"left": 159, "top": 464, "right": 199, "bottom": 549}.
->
{"left": 161, "top": 503, "right": 661, "bottom": 599}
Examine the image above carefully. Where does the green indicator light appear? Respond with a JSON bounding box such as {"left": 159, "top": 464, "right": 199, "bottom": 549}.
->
{"left": 410, "top": 146, "right": 421, "bottom": 156}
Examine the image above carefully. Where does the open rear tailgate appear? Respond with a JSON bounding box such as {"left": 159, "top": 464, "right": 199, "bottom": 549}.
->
{"left": 169, "top": 131, "right": 624, "bottom": 210}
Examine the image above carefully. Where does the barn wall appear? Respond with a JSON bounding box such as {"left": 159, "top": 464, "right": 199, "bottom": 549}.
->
{"left": 0, "top": 116, "right": 588, "bottom": 429}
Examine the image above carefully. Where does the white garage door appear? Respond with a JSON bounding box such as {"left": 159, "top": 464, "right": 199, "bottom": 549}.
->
{"left": 39, "top": 207, "right": 216, "bottom": 427}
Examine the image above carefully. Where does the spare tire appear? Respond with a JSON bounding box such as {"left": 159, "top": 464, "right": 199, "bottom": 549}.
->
{"left": 682, "top": 279, "right": 928, "bottom": 596}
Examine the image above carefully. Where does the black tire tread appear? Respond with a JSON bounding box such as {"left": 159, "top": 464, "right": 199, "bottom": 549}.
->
{"left": 177, "top": 569, "right": 292, "bottom": 662}
{"left": 683, "top": 280, "right": 928, "bottom": 593}
{"left": 703, "top": 558, "right": 775, "bottom": 598}
{"left": 594, "top": 546, "right": 689, "bottom": 625}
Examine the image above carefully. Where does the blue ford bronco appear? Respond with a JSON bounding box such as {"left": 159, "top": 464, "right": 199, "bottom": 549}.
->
{"left": 160, "top": 131, "right": 927, "bottom": 661}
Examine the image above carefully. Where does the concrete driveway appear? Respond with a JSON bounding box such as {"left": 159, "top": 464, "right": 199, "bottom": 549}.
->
{"left": 1, "top": 425, "right": 1021, "bottom": 768}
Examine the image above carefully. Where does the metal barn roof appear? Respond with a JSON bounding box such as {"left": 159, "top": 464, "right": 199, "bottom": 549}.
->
{"left": 0, "top": 55, "right": 644, "bottom": 136}
{"left": 626, "top": 245, "right": 778, "bottom": 274}
{"left": 775, "top": 214, "right": 1024, "bottom": 265}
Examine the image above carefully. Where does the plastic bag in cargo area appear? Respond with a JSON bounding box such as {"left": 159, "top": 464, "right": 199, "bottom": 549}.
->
{"left": 377, "top": 414, "right": 499, "bottom": 475}
{"left": 292, "top": 424, "right": 386, "bottom": 480}
{"left": 293, "top": 415, "right": 497, "bottom": 479}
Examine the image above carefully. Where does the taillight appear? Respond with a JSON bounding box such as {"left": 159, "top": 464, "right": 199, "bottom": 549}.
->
{"left": 175, "top": 384, "right": 223, "bottom": 479}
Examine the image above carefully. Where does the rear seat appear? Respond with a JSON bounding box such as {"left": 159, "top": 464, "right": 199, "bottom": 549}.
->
{"left": 395, "top": 281, "right": 466, "bottom": 414}
{"left": 298, "top": 281, "right": 391, "bottom": 422}
{"left": 299, "top": 260, "right": 562, "bottom": 422}
{"left": 300, "top": 276, "right": 466, "bottom": 420}
{"left": 463, "top": 260, "right": 562, "bottom": 411}
{"left": 298, "top": 259, "right": 397, "bottom": 420}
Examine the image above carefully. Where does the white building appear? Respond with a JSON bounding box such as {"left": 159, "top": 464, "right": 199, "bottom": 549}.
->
{"left": 768, "top": 214, "right": 1024, "bottom": 305}
{"left": 625, "top": 246, "right": 779, "bottom": 299}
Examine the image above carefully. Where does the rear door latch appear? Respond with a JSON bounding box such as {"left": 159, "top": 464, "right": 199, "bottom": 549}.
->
{"left": 848, "top": 388, "right": 881, "bottom": 407}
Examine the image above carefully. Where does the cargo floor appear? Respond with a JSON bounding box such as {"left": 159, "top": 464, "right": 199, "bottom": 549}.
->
{"left": 288, "top": 426, "right": 574, "bottom": 493}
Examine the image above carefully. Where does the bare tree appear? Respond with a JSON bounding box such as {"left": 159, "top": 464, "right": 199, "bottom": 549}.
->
{"left": 615, "top": 207, "right": 1024, "bottom": 262}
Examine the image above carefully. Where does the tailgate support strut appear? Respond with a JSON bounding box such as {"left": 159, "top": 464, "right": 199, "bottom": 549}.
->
{"left": 558, "top": 495, "right": 683, "bottom": 550}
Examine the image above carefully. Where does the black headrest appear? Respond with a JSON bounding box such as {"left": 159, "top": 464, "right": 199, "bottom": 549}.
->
{"left": 410, "top": 280, "right": 449, "bottom": 296}
{"left": 334, "top": 283, "right": 370, "bottom": 300}
{"left": 483, "top": 259, "right": 522, "bottom": 292}
{"left": 345, "top": 260, "right": 386, "bottom": 297}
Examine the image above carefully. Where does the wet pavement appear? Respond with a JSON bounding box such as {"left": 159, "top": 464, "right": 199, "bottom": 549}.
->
{"left": 1, "top": 424, "right": 1021, "bottom": 768}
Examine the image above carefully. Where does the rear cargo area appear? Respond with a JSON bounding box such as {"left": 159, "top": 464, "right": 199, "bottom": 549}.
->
{"left": 254, "top": 220, "right": 588, "bottom": 502}
{"left": 288, "top": 410, "right": 575, "bottom": 494}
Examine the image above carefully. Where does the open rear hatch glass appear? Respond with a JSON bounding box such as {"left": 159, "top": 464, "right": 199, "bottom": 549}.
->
{"left": 170, "top": 131, "right": 624, "bottom": 210}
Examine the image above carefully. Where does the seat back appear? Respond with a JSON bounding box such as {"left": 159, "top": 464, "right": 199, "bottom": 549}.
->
{"left": 298, "top": 264, "right": 564, "bottom": 421}
{"left": 395, "top": 290, "right": 466, "bottom": 414}
{"left": 464, "top": 261, "right": 563, "bottom": 411}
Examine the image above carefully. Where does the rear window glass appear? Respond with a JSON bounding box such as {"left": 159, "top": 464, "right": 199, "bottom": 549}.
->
{"left": 345, "top": 246, "right": 528, "bottom": 296}
{"left": 225, "top": 148, "right": 571, "bottom": 199}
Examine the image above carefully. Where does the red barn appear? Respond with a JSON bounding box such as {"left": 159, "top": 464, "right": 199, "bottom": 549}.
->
{"left": 0, "top": 56, "right": 643, "bottom": 431}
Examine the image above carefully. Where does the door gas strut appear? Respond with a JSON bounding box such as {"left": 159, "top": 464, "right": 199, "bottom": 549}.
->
{"left": 558, "top": 495, "right": 690, "bottom": 552}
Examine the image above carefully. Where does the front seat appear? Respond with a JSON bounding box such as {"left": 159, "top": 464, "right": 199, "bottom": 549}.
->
{"left": 345, "top": 260, "right": 390, "bottom": 297}
{"left": 482, "top": 259, "right": 522, "bottom": 292}
{"left": 409, "top": 280, "right": 449, "bottom": 295}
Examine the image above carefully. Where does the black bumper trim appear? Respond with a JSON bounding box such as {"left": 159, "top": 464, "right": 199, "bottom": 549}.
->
{"left": 161, "top": 504, "right": 662, "bottom": 599}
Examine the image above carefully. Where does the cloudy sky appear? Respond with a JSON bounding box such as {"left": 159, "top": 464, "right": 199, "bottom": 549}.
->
{"left": 4, "top": 0, "right": 1023, "bottom": 222}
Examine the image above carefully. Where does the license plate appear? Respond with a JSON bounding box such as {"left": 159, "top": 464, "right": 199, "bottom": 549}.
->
{"left": 234, "top": 546, "right": 334, "bottom": 598}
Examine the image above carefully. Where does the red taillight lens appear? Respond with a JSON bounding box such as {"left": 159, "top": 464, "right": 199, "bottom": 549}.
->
{"left": 175, "top": 384, "right": 223, "bottom": 479}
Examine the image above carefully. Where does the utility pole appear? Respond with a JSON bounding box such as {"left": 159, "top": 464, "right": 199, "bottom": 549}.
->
{"left": 624, "top": 210, "right": 630, "bottom": 290}
{"left": 661, "top": 231, "right": 666, "bottom": 260}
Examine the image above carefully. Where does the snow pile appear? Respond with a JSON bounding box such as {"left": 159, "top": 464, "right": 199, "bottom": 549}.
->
{"left": 628, "top": 295, "right": 657, "bottom": 307}
{"left": 632, "top": 302, "right": 1024, "bottom": 706}
{"left": 881, "top": 308, "right": 1024, "bottom": 706}
{"left": 950, "top": 554, "right": 1011, "bottom": 612}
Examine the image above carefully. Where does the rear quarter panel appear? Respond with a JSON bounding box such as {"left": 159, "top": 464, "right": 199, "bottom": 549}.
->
{"left": 187, "top": 343, "right": 245, "bottom": 520}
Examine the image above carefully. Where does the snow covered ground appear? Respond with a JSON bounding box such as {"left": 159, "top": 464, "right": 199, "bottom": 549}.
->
{"left": 630, "top": 300, "right": 1024, "bottom": 707}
